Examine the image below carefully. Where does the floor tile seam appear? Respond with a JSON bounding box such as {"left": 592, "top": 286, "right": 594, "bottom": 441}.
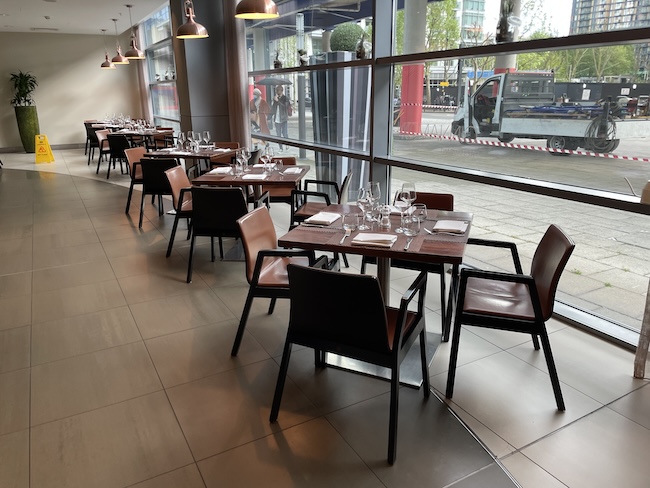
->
{"left": 121, "top": 462, "right": 207, "bottom": 488}
{"left": 28, "top": 386, "right": 167, "bottom": 429}
{"left": 499, "top": 451, "right": 570, "bottom": 488}
{"left": 29, "top": 259, "right": 116, "bottom": 282}
{"left": 441, "top": 463, "right": 522, "bottom": 488}
{"left": 597, "top": 380, "right": 650, "bottom": 431}
{"left": 138, "top": 316, "right": 240, "bottom": 343}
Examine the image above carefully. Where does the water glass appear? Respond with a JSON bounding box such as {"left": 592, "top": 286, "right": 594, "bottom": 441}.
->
{"left": 402, "top": 214, "right": 420, "bottom": 237}
{"left": 356, "top": 188, "right": 371, "bottom": 231}
{"left": 413, "top": 203, "right": 427, "bottom": 222}
{"left": 342, "top": 213, "right": 358, "bottom": 232}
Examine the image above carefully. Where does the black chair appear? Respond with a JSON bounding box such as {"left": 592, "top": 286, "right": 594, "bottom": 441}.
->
{"left": 138, "top": 158, "right": 178, "bottom": 228}
{"left": 361, "top": 192, "right": 455, "bottom": 336}
{"left": 105, "top": 134, "right": 131, "bottom": 179}
{"left": 164, "top": 165, "right": 193, "bottom": 258}
{"left": 270, "top": 264, "right": 429, "bottom": 465}
{"left": 186, "top": 186, "right": 250, "bottom": 283}
{"left": 123, "top": 147, "right": 147, "bottom": 214}
{"left": 290, "top": 170, "right": 353, "bottom": 229}
{"left": 230, "top": 206, "right": 317, "bottom": 356}
{"left": 446, "top": 224, "right": 575, "bottom": 411}
{"left": 83, "top": 121, "right": 98, "bottom": 160}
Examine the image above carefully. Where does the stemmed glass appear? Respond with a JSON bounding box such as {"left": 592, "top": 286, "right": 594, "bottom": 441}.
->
{"left": 357, "top": 188, "right": 371, "bottom": 231}
{"left": 177, "top": 131, "right": 186, "bottom": 150}
{"left": 241, "top": 147, "right": 252, "bottom": 172}
{"left": 367, "top": 181, "right": 381, "bottom": 223}
{"left": 202, "top": 130, "right": 211, "bottom": 145}
{"left": 395, "top": 183, "right": 416, "bottom": 233}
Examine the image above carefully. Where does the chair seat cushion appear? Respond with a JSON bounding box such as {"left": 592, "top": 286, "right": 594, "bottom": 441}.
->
{"left": 464, "top": 277, "right": 534, "bottom": 320}
{"left": 132, "top": 165, "right": 143, "bottom": 180}
{"left": 385, "top": 307, "right": 419, "bottom": 351}
{"left": 294, "top": 202, "right": 328, "bottom": 219}
{"left": 258, "top": 255, "right": 310, "bottom": 287}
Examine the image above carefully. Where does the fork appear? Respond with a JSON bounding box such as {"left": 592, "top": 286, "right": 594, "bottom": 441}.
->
{"left": 423, "top": 227, "right": 462, "bottom": 237}
{"left": 339, "top": 228, "right": 351, "bottom": 244}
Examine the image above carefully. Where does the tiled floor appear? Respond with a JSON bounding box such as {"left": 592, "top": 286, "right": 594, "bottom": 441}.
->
{"left": 1, "top": 149, "right": 649, "bottom": 488}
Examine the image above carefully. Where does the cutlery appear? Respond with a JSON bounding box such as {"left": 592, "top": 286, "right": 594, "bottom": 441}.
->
{"left": 423, "top": 227, "right": 463, "bottom": 237}
{"left": 339, "top": 229, "right": 351, "bottom": 244}
{"left": 404, "top": 237, "right": 413, "bottom": 250}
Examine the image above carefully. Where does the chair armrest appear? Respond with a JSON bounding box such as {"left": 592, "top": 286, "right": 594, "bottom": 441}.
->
{"left": 252, "top": 190, "right": 270, "bottom": 208}
{"left": 177, "top": 187, "right": 192, "bottom": 212}
{"left": 467, "top": 237, "right": 523, "bottom": 274}
{"left": 311, "top": 255, "right": 330, "bottom": 269}
{"left": 291, "top": 188, "right": 332, "bottom": 206}
{"left": 304, "top": 179, "right": 340, "bottom": 195}
{"left": 250, "top": 248, "right": 316, "bottom": 285}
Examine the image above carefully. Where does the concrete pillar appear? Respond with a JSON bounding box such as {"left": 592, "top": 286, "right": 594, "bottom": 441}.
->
{"left": 400, "top": 0, "right": 427, "bottom": 134}
{"left": 494, "top": 0, "right": 522, "bottom": 73}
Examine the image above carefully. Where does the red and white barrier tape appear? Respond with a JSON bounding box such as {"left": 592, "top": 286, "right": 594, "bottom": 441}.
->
{"left": 399, "top": 103, "right": 457, "bottom": 111}
{"left": 398, "top": 131, "right": 650, "bottom": 162}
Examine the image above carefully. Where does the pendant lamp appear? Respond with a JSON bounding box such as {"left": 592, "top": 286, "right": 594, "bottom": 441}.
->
{"left": 124, "top": 4, "right": 145, "bottom": 59}
{"left": 235, "top": 0, "right": 279, "bottom": 19}
{"left": 100, "top": 29, "right": 116, "bottom": 69}
{"left": 176, "top": 0, "right": 209, "bottom": 39}
{"left": 111, "top": 18, "right": 130, "bottom": 65}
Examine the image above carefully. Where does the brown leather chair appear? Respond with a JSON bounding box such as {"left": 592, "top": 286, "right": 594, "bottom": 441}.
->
{"left": 230, "top": 206, "right": 316, "bottom": 356}
{"left": 290, "top": 170, "right": 353, "bottom": 228}
{"left": 270, "top": 264, "right": 429, "bottom": 465}
{"left": 260, "top": 156, "right": 300, "bottom": 205}
{"left": 209, "top": 141, "right": 240, "bottom": 169}
{"left": 164, "top": 165, "right": 193, "bottom": 258}
{"left": 124, "top": 147, "right": 147, "bottom": 214}
{"left": 361, "top": 192, "right": 455, "bottom": 335}
{"left": 93, "top": 129, "right": 111, "bottom": 173}
{"left": 446, "top": 224, "right": 575, "bottom": 411}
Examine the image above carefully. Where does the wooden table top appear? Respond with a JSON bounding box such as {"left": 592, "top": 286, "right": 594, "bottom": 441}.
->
{"left": 147, "top": 147, "right": 238, "bottom": 161}
{"left": 192, "top": 165, "right": 310, "bottom": 187}
{"left": 278, "top": 204, "right": 472, "bottom": 265}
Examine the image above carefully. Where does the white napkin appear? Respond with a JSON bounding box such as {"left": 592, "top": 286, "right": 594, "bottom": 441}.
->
{"left": 431, "top": 220, "right": 468, "bottom": 233}
{"left": 389, "top": 204, "right": 413, "bottom": 215}
{"left": 242, "top": 174, "right": 268, "bottom": 180}
{"left": 252, "top": 164, "right": 266, "bottom": 168}
{"left": 351, "top": 233, "right": 398, "bottom": 248}
{"left": 208, "top": 167, "right": 231, "bottom": 174}
{"left": 304, "top": 212, "right": 341, "bottom": 225}
{"left": 282, "top": 167, "right": 302, "bottom": 174}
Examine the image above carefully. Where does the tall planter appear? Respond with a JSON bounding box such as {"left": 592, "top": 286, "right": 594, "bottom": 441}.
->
{"left": 15, "top": 106, "right": 40, "bottom": 153}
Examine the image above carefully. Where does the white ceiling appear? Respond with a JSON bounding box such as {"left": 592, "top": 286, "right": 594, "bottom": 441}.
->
{"left": 0, "top": 0, "right": 166, "bottom": 36}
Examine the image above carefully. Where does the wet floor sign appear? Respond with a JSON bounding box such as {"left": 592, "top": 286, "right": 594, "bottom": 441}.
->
{"left": 35, "top": 134, "right": 55, "bottom": 163}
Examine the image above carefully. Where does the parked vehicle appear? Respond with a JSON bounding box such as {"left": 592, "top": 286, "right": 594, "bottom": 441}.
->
{"left": 451, "top": 72, "right": 621, "bottom": 154}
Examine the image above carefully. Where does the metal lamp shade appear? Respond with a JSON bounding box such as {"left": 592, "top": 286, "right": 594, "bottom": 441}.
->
{"left": 111, "top": 48, "right": 130, "bottom": 65}
{"left": 177, "top": 1, "right": 208, "bottom": 39}
{"left": 235, "top": 0, "right": 279, "bottom": 19}
{"left": 124, "top": 37, "right": 145, "bottom": 59}
{"left": 101, "top": 53, "right": 116, "bottom": 69}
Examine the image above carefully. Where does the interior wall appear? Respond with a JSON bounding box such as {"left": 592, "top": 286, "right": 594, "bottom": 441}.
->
{"left": 0, "top": 32, "right": 142, "bottom": 150}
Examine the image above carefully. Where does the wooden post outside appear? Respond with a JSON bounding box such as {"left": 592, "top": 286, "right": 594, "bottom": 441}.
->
{"left": 633, "top": 279, "right": 650, "bottom": 378}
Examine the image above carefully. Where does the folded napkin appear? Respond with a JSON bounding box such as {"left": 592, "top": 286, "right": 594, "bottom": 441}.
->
{"left": 431, "top": 220, "right": 468, "bottom": 233}
{"left": 252, "top": 164, "right": 266, "bottom": 168}
{"left": 304, "top": 212, "right": 341, "bottom": 225}
{"left": 242, "top": 174, "right": 268, "bottom": 180}
{"left": 389, "top": 204, "right": 413, "bottom": 215}
{"left": 282, "top": 167, "right": 302, "bottom": 174}
{"left": 351, "top": 233, "right": 398, "bottom": 248}
{"left": 208, "top": 167, "right": 232, "bottom": 174}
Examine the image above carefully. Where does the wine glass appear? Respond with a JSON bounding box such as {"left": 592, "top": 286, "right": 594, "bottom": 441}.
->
{"left": 202, "top": 130, "right": 211, "bottom": 145}
{"left": 413, "top": 203, "right": 427, "bottom": 223}
{"left": 356, "top": 188, "right": 371, "bottom": 231}
{"left": 400, "top": 183, "right": 417, "bottom": 207}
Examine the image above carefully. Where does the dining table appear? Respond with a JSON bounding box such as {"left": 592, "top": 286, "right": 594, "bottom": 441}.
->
{"left": 146, "top": 146, "right": 240, "bottom": 176}
{"left": 277, "top": 203, "right": 473, "bottom": 387}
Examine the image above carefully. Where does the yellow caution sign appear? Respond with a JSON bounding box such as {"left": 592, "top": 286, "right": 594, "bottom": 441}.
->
{"left": 35, "top": 134, "right": 55, "bottom": 164}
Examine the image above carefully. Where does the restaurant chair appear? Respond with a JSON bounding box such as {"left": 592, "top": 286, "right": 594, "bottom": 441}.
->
{"left": 164, "top": 165, "right": 193, "bottom": 257}
{"left": 230, "top": 206, "right": 317, "bottom": 356}
{"left": 445, "top": 224, "right": 575, "bottom": 411}
{"left": 105, "top": 134, "right": 131, "bottom": 179}
{"left": 137, "top": 158, "right": 178, "bottom": 228}
{"left": 361, "top": 192, "right": 454, "bottom": 335}
{"left": 260, "top": 156, "right": 300, "bottom": 206}
{"left": 93, "top": 129, "right": 111, "bottom": 172}
{"left": 83, "top": 120, "right": 98, "bottom": 158}
{"left": 186, "top": 187, "right": 250, "bottom": 283}
{"left": 209, "top": 141, "right": 240, "bottom": 171}
{"left": 147, "top": 127, "right": 175, "bottom": 151}
{"left": 124, "top": 147, "right": 147, "bottom": 214}
{"left": 270, "top": 264, "right": 429, "bottom": 465}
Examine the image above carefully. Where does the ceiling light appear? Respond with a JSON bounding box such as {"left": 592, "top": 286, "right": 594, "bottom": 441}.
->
{"left": 111, "top": 18, "right": 129, "bottom": 65}
{"left": 176, "top": 0, "right": 208, "bottom": 39}
{"left": 124, "top": 4, "right": 145, "bottom": 59}
{"left": 235, "top": 0, "right": 279, "bottom": 20}
{"left": 100, "top": 29, "right": 115, "bottom": 70}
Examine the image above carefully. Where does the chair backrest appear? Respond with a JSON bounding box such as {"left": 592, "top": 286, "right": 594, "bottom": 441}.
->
{"left": 139, "top": 158, "right": 178, "bottom": 195}
{"left": 164, "top": 165, "right": 192, "bottom": 211}
{"left": 95, "top": 129, "right": 110, "bottom": 147}
{"left": 124, "top": 147, "right": 146, "bottom": 166}
{"left": 338, "top": 171, "right": 353, "bottom": 204}
{"left": 215, "top": 142, "right": 240, "bottom": 150}
{"left": 530, "top": 224, "right": 575, "bottom": 320}
{"left": 273, "top": 156, "right": 296, "bottom": 166}
{"left": 107, "top": 134, "right": 131, "bottom": 157}
{"left": 237, "top": 206, "right": 278, "bottom": 284}
{"left": 191, "top": 187, "right": 248, "bottom": 237}
{"left": 248, "top": 149, "right": 261, "bottom": 165}
{"left": 414, "top": 192, "right": 454, "bottom": 211}
{"left": 287, "top": 264, "right": 391, "bottom": 354}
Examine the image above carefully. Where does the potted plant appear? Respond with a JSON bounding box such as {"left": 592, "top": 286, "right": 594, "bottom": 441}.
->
{"left": 10, "top": 71, "right": 40, "bottom": 153}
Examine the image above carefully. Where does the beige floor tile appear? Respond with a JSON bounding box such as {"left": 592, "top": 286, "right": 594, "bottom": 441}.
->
{"left": 109, "top": 252, "right": 188, "bottom": 279}
{"left": 94, "top": 220, "right": 161, "bottom": 243}
{"left": 0, "top": 326, "right": 30, "bottom": 373}
{"left": 30, "top": 391, "right": 194, "bottom": 488}
{"left": 198, "top": 418, "right": 384, "bottom": 488}
{"left": 32, "top": 279, "right": 126, "bottom": 324}
{"left": 501, "top": 453, "right": 569, "bottom": 488}
{"left": 118, "top": 273, "right": 210, "bottom": 305}
{"left": 167, "top": 359, "right": 319, "bottom": 461}
{"left": 0, "top": 237, "right": 32, "bottom": 275}
{"left": 0, "top": 271, "right": 31, "bottom": 299}
{"left": 102, "top": 232, "right": 171, "bottom": 259}
{"left": 32, "top": 242, "right": 107, "bottom": 269}
{"left": 609, "top": 382, "right": 650, "bottom": 429}
{"left": 0, "top": 369, "right": 30, "bottom": 435}
{"left": 509, "top": 326, "right": 644, "bottom": 404}
{"left": 32, "top": 228, "right": 100, "bottom": 250}
{"left": 146, "top": 320, "right": 269, "bottom": 388}
{"left": 428, "top": 327, "right": 502, "bottom": 376}
{"left": 32, "top": 207, "right": 91, "bottom": 224}
{"left": 0, "top": 223, "right": 32, "bottom": 242}
{"left": 0, "top": 295, "right": 31, "bottom": 331}
{"left": 522, "top": 407, "right": 650, "bottom": 488}
{"left": 32, "top": 217, "right": 94, "bottom": 237}
{"left": 430, "top": 352, "right": 602, "bottom": 448}
{"left": 128, "top": 464, "right": 205, "bottom": 488}
{"left": 129, "top": 288, "right": 234, "bottom": 339}
{"left": 0, "top": 429, "right": 29, "bottom": 488}
{"left": 31, "top": 342, "right": 161, "bottom": 425}
{"left": 32, "top": 259, "right": 115, "bottom": 292}
{"left": 31, "top": 306, "right": 141, "bottom": 365}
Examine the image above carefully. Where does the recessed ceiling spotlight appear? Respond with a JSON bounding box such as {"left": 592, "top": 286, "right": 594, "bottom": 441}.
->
{"left": 30, "top": 27, "right": 59, "bottom": 31}
{"left": 43, "top": 0, "right": 57, "bottom": 3}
